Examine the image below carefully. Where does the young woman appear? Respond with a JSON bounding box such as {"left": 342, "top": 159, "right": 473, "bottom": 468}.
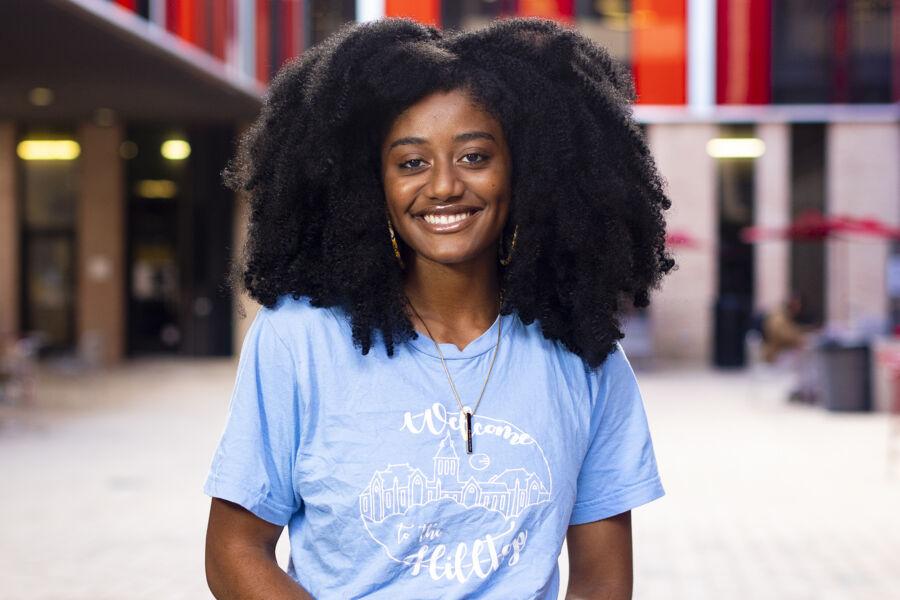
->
{"left": 203, "top": 16, "right": 674, "bottom": 600}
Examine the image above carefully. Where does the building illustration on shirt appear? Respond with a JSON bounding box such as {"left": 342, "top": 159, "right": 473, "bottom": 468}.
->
{"left": 359, "top": 430, "right": 551, "bottom": 522}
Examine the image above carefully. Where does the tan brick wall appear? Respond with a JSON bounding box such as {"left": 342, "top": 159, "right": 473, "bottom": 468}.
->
{"left": 754, "top": 122, "right": 791, "bottom": 313}
{"left": 826, "top": 122, "right": 900, "bottom": 330}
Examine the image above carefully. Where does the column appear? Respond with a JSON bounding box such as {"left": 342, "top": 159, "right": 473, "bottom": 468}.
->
{"left": 0, "top": 123, "right": 17, "bottom": 338}
{"left": 77, "top": 122, "right": 125, "bottom": 365}
{"left": 646, "top": 122, "right": 719, "bottom": 362}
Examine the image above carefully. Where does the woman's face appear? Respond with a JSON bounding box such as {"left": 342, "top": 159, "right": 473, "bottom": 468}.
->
{"left": 380, "top": 88, "right": 512, "bottom": 267}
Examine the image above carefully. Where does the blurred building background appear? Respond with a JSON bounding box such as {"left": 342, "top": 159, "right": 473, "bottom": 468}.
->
{"left": 0, "top": 0, "right": 898, "bottom": 371}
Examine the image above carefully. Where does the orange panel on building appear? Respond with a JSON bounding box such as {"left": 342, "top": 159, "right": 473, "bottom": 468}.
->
{"left": 386, "top": 0, "right": 441, "bottom": 27}
{"left": 179, "top": 0, "right": 198, "bottom": 45}
{"left": 632, "top": 0, "right": 687, "bottom": 105}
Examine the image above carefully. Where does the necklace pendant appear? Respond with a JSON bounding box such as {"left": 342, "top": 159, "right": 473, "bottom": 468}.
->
{"left": 464, "top": 410, "right": 473, "bottom": 454}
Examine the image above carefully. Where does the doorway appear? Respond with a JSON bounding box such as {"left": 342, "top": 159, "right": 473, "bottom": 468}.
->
{"left": 124, "top": 126, "right": 235, "bottom": 357}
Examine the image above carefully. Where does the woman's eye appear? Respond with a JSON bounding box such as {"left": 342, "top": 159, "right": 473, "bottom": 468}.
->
{"left": 399, "top": 158, "right": 426, "bottom": 169}
{"left": 461, "top": 153, "right": 488, "bottom": 164}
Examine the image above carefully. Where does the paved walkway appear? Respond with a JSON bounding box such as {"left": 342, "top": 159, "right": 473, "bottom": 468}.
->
{"left": 1, "top": 358, "right": 898, "bottom": 599}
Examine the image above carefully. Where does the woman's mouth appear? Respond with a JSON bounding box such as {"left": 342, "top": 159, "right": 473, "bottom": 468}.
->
{"left": 414, "top": 208, "right": 483, "bottom": 233}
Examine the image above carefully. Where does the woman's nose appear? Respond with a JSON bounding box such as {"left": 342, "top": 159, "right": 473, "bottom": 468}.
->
{"left": 426, "top": 159, "right": 465, "bottom": 201}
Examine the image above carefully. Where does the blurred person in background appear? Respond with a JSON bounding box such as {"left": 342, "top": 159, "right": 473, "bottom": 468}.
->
{"left": 761, "top": 293, "right": 810, "bottom": 364}
{"left": 760, "top": 293, "right": 819, "bottom": 403}
{"left": 202, "top": 17, "right": 673, "bottom": 600}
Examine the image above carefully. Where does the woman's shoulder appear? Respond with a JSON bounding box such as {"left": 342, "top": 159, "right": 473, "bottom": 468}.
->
{"left": 518, "top": 317, "right": 633, "bottom": 386}
{"left": 257, "top": 294, "right": 349, "bottom": 339}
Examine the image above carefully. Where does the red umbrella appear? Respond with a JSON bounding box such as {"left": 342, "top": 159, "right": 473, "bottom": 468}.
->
{"left": 741, "top": 209, "right": 900, "bottom": 243}
{"left": 830, "top": 215, "right": 900, "bottom": 240}
{"left": 665, "top": 230, "right": 701, "bottom": 249}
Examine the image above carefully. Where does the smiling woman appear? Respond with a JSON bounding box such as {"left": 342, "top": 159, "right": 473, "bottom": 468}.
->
{"left": 204, "top": 16, "right": 673, "bottom": 600}
{"left": 222, "top": 17, "right": 674, "bottom": 366}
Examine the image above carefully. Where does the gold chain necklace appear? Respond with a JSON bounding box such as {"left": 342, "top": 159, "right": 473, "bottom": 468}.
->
{"left": 405, "top": 293, "right": 504, "bottom": 454}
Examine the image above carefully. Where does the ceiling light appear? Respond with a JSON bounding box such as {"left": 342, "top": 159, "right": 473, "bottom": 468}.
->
{"left": 16, "top": 140, "right": 80, "bottom": 161}
{"left": 119, "top": 141, "right": 139, "bottom": 159}
{"left": 93, "top": 108, "right": 116, "bottom": 127}
{"left": 706, "top": 138, "right": 765, "bottom": 159}
{"left": 134, "top": 180, "right": 178, "bottom": 199}
{"left": 161, "top": 139, "right": 191, "bottom": 160}
{"left": 28, "top": 87, "right": 54, "bottom": 107}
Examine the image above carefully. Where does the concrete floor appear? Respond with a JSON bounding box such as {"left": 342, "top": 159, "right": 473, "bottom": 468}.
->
{"left": 1, "top": 358, "right": 898, "bottom": 600}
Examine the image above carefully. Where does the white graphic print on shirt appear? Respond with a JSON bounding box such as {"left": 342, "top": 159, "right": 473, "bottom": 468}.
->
{"left": 358, "top": 402, "right": 553, "bottom": 582}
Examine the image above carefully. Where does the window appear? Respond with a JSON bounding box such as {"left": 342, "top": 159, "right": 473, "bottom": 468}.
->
{"left": 773, "top": 0, "right": 894, "bottom": 104}
{"left": 772, "top": 1, "right": 833, "bottom": 103}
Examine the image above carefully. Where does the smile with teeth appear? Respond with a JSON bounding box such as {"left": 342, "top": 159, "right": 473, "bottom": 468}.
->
{"left": 421, "top": 211, "right": 476, "bottom": 225}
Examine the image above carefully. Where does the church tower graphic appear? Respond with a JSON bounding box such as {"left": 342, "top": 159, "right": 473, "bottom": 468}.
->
{"left": 359, "top": 431, "right": 550, "bottom": 523}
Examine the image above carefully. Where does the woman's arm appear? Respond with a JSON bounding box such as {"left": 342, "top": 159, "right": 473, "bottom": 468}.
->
{"left": 205, "top": 498, "right": 314, "bottom": 600}
{"left": 565, "top": 510, "right": 633, "bottom": 600}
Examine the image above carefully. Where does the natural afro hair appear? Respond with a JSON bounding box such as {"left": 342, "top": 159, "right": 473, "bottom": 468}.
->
{"left": 224, "top": 16, "right": 675, "bottom": 369}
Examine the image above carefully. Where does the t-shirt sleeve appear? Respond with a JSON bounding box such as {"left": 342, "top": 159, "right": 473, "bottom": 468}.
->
{"left": 568, "top": 341, "right": 665, "bottom": 526}
{"left": 202, "top": 309, "right": 303, "bottom": 526}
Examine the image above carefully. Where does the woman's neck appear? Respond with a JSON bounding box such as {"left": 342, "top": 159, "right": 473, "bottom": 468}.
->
{"left": 403, "top": 253, "right": 501, "bottom": 350}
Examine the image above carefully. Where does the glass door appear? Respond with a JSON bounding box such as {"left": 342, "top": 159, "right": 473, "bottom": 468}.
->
{"left": 19, "top": 133, "right": 79, "bottom": 355}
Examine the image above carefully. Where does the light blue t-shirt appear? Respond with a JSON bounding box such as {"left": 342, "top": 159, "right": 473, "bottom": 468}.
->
{"left": 203, "top": 294, "right": 664, "bottom": 599}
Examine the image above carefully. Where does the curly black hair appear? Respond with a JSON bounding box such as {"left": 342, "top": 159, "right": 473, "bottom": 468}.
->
{"left": 224, "top": 16, "right": 675, "bottom": 369}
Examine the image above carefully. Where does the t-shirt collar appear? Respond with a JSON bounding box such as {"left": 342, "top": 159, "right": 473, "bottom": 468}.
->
{"left": 406, "top": 312, "right": 516, "bottom": 360}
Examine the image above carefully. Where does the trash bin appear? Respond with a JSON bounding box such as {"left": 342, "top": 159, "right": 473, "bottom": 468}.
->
{"left": 714, "top": 294, "right": 752, "bottom": 368}
{"left": 816, "top": 340, "right": 871, "bottom": 411}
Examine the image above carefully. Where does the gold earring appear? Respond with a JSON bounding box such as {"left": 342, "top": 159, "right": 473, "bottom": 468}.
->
{"left": 499, "top": 224, "right": 518, "bottom": 267}
{"left": 387, "top": 219, "right": 405, "bottom": 270}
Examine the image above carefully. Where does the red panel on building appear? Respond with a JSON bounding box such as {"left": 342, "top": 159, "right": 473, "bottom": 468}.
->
{"left": 518, "top": 0, "right": 574, "bottom": 22}
{"left": 210, "top": 0, "right": 228, "bottom": 60}
{"left": 280, "top": 0, "right": 301, "bottom": 65}
{"left": 832, "top": 0, "right": 850, "bottom": 103}
{"left": 166, "top": 0, "right": 179, "bottom": 33}
{"left": 180, "top": 0, "right": 198, "bottom": 44}
{"left": 386, "top": 0, "right": 441, "bottom": 28}
{"left": 255, "top": 0, "right": 271, "bottom": 84}
{"left": 632, "top": 0, "right": 687, "bottom": 105}
{"left": 196, "top": 0, "right": 209, "bottom": 50}
{"left": 114, "top": 0, "right": 137, "bottom": 10}
{"left": 717, "top": 0, "right": 770, "bottom": 104}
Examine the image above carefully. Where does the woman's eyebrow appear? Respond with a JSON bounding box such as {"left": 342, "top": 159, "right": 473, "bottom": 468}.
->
{"left": 388, "top": 136, "right": 427, "bottom": 150}
{"left": 455, "top": 131, "right": 495, "bottom": 143}
{"left": 387, "top": 130, "right": 496, "bottom": 150}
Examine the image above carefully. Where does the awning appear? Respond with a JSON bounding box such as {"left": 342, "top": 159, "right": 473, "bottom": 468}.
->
{"left": 0, "top": 0, "right": 264, "bottom": 122}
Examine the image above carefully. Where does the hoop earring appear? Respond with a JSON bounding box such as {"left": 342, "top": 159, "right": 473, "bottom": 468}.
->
{"left": 387, "top": 219, "right": 405, "bottom": 270}
{"left": 499, "top": 224, "right": 518, "bottom": 267}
